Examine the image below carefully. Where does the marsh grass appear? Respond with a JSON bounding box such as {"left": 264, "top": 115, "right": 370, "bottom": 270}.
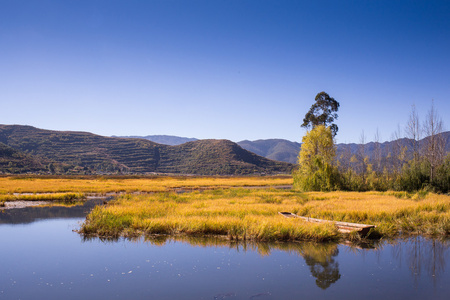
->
{"left": 0, "top": 176, "right": 292, "bottom": 194}
{"left": 0, "top": 192, "right": 85, "bottom": 202}
{"left": 295, "top": 191, "right": 449, "bottom": 237}
{"left": 80, "top": 189, "right": 450, "bottom": 241}
{"left": 80, "top": 189, "right": 339, "bottom": 242}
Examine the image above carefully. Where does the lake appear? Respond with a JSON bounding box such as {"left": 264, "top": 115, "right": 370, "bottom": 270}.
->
{"left": 0, "top": 200, "right": 449, "bottom": 300}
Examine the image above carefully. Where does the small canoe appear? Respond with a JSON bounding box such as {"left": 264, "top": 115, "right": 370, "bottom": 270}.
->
{"left": 278, "top": 212, "right": 375, "bottom": 236}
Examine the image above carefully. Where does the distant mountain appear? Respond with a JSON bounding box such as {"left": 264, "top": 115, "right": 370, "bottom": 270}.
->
{"left": 2, "top": 125, "right": 446, "bottom": 175}
{"left": 238, "top": 139, "right": 301, "bottom": 164}
{"left": 335, "top": 131, "right": 450, "bottom": 161}
{"left": 114, "top": 135, "right": 198, "bottom": 146}
{"left": 238, "top": 132, "right": 450, "bottom": 164}
{"left": 0, "top": 125, "right": 293, "bottom": 175}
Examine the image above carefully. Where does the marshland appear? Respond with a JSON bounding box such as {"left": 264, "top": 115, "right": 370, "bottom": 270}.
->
{"left": 1, "top": 176, "right": 449, "bottom": 241}
{"left": 1, "top": 175, "right": 449, "bottom": 299}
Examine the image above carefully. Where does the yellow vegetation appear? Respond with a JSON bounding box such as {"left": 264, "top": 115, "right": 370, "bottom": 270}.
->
{"left": 0, "top": 176, "right": 292, "bottom": 194}
{"left": 2, "top": 176, "right": 448, "bottom": 241}
{"left": 80, "top": 188, "right": 450, "bottom": 241}
{"left": 0, "top": 192, "right": 85, "bottom": 202}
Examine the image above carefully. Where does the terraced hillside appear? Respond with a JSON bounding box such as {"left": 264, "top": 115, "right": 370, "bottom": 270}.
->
{"left": 0, "top": 125, "right": 293, "bottom": 175}
{"left": 0, "top": 142, "right": 49, "bottom": 173}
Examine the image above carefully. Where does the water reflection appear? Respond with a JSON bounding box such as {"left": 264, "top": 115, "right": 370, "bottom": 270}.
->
{"left": 390, "top": 237, "right": 449, "bottom": 285}
{"left": 301, "top": 243, "right": 340, "bottom": 289}
{"left": 1, "top": 202, "right": 449, "bottom": 299}
{"left": 82, "top": 235, "right": 380, "bottom": 290}
{"left": 0, "top": 198, "right": 107, "bottom": 224}
{"left": 86, "top": 234, "right": 450, "bottom": 291}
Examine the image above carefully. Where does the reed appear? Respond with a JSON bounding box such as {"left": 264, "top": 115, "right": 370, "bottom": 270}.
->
{"left": 80, "top": 189, "right": 450, "bottom": 241}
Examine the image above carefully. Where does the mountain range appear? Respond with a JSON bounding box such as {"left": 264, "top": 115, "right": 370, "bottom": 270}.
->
{"left": 115, "top": 135, "right": 303, "bottom": 163}
{"left": 130, "top": 133, "right": 450, "bottom": 164}
{"left": 0, "top": 125, "right": 292, "bottom": 175}
{"left": 1, "top": 125, "right": 448, "bottom": 175}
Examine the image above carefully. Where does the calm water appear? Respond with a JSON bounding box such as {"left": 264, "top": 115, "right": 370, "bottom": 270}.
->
{"left": 0, "top": 201, "right": 449, "bottom": 300}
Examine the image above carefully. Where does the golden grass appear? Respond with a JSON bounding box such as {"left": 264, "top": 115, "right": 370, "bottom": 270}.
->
{"left": 80, "top": 189, "right": 339, "bottom": 242}
{"left": 79, "top": 188, "right": 449, "bottom": 241}
{"left": 3, "top": 176, "right": 447, "bottom": 241}
{"left": 0, "top": 176, "right": 292, "bottom": 194}
{"left": 0, "top": 192, "right": 85, "bottom": 202}
{"left": 294, "top": 191, "right": 450, "bottom": 236}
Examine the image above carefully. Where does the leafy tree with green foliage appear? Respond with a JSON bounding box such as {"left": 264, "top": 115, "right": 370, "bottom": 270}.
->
{"left": 301, "top": 92, "right": 340, "bottom": 136}
{"left": 293, "top": 125, "right": 340, "bottom": 191}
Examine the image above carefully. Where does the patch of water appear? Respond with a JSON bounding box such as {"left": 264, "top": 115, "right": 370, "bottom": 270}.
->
{"left": 0, "top": 202, "right": 448, "bottom": 300}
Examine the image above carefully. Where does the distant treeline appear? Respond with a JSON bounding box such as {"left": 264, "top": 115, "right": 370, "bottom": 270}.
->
{"left": 294, "top": 104, "right": 449, "bottom": 194}
{"left": 337, "top": 105, "right": 449, "bottom": 193}
{"left": 336, "top": 139, "right": 449, "bottom": 193}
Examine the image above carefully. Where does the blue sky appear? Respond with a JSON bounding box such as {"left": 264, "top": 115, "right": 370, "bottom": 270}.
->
{"left": 1, "top": 0, "right": 449, "bottom": 143}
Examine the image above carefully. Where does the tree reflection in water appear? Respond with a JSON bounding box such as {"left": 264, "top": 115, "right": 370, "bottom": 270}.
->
{"left": 300, "top": 243, "right": 341, "bottom": 289}
{"left": 82, "top": 234, "right": 449, "bottom": 290}
{"left": 390, "top": 237, "right": 449, "bottom": 286}
{"left": 141, "top": 236, "right": 343, "bottom": 290}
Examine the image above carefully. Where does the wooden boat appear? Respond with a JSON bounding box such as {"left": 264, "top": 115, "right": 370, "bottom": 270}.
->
{"left": 278, "top": 212, "right": 375, "bottom": 236}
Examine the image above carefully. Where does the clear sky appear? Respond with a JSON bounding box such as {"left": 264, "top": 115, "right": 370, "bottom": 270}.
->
{"left": 1, "top": 0, "right": 449, "bottom": 143}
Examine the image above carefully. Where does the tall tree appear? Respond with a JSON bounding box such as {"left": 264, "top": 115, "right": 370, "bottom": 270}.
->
{"left": 301, "top": 92, "right": 340, "bottom": 136}
{"left": 293, "top": 125, "right": 339, "bottom": 191}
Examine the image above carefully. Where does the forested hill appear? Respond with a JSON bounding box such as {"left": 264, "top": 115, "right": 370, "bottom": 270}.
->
{"left": 0, "top": 125, "right": 293, "bottom": 175}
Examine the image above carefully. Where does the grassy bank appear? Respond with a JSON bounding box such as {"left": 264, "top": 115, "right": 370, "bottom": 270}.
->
{"left": 0, "top": 176, "right": 292, "bottom": 194}
{"left": 0, "top": 192, "right": 85, "bottom": 202}
{"left": 79, "top": 189, "right": 450, "bottom": 242}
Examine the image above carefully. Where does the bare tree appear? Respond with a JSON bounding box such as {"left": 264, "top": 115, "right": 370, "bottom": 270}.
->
{"left": 338, "top": 144, "right": 352, "bottom": 173}
{"left": 358, "top": 130, "right": 367, "bottom": 183}
{"left": 423, "top": 100, "right": 445, "bottom": 182}
{"left": 390, "top": 125, "right": 405, "bottom": 175}
{"left": 405, "top": 104, "right": 421, "bottom": 163}
{"left": 373, "top": 128, "right": 382, "bottom": 173}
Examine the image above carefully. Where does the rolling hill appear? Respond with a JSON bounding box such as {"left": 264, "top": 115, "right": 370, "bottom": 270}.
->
{"left": 0, "top": 141, "right": 49, "bottom": 173}
{"left": 112, "top": 132, "right": 450, "bottom": 165}
{"left": 0, "top": 125, "right": 293, "bottom": 175}
{"left": 237, "top": 139, "right": 301, "bottom": 164}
